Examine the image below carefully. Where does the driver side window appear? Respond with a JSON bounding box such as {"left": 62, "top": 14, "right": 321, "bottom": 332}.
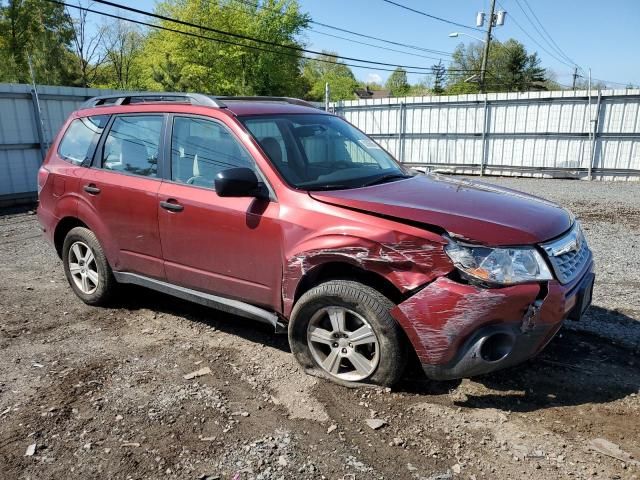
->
{"left": 171, "top": 116, "right": 253, "bottom": 188}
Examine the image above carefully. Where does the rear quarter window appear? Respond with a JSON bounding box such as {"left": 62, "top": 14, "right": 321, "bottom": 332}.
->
{"left": 58, "top": 115, "right": 109, "bottom": 165}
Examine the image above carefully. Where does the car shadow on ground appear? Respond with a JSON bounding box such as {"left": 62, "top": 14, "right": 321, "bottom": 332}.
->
{"left": 116, "top": 286, "right": 638, "bottom": 409}
{"left": 403, "top": 306, "right": 639, "bottom": 412}
{"left": 116, "top": 284, "right": 291, "bottom": 352}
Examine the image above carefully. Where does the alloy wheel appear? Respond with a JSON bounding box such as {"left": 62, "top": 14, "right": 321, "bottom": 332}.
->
{"left": 68, "top": 241, "right": 99, "bottom": 295}
{"left": 307, "top": 306, "right": 380, "bottom": 382}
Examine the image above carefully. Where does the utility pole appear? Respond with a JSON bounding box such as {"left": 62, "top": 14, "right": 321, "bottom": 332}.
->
{"left": 479, "top": 0, "right": 496, "bottom": 93}
{"left": 572, "top": 66, "right": 579, "bottom": 90}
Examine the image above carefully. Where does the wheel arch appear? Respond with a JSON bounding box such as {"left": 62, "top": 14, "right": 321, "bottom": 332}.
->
{"left": 53, "top": 217, "right": 88, "bottom": 258}
{"left": 293, "top": 261, "right": 404, "bottom": 308}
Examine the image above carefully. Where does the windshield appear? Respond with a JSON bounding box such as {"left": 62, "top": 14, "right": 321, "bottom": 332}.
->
{"left": 240, "top": 114, "right": 411, "bottom": 190}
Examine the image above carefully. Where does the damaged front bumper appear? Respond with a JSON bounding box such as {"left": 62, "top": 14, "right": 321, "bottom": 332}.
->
{"left": 390, "top": 263, "right": 595, "bottom": 380}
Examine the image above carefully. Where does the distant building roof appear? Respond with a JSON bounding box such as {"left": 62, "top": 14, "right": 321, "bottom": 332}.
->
{"left": 354, "top": 87, "right": 390, "bottom": 99}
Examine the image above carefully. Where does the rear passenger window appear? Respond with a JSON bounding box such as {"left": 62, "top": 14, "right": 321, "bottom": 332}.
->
{"left": 102, "top": 115, "right": 163, "bottom": 177}
{"left": 171, "top": 116, "right": 254, "bottom": 188}
{"left": 58, "top": 115, "right": 109, "bottom": 165}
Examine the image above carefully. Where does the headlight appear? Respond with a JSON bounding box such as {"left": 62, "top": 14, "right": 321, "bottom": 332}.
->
{"left": 444, "top": 237, "right": 553, "bottom": 285}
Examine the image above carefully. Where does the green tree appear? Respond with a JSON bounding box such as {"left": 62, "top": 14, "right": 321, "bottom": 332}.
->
{"left": 407, "top": 79, "right": 430, "bottom": 96}
{"left": 152, "top": 52, "right": 188, "bottom": 91}
{"left": 385, "top": 67, "right": 410, "bottom": 97}
{"left": 447, "top": 39, "right": 547, "bottom": 93}
{"left": 431, "top": 60, "right": 446, "bottom": 95}
{"left": 141, "top": 0, "right": 309, "bottom": 96}
{"left": 302, "top": 51, "right": 357, "bottom": 101}
{"left": 356, "top": 80, "right": 383, "bottom": 91}
{"left": 0, "top": 0, "right": 78, "bottom": 85}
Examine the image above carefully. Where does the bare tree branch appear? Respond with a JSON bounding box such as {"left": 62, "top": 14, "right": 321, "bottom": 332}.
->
{"left": 67, "top": 0, "right": 107, "bottom": 87}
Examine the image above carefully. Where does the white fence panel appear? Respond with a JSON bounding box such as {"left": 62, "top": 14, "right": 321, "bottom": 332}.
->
{"left": 3, "top": 85, "right": 640, "bottom": 204}
{"left": 332, "top": 89, "right": 640, "bottom": 180}
{"left": 0, "top": 84, "right": 132, "bottom": 202}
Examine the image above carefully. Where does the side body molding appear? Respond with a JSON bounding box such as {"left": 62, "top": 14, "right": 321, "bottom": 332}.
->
{"left": 113, "top": 272, "right": 285, "bottom": 332}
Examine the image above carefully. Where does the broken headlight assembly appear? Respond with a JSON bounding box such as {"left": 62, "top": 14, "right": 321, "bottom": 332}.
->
{"left": 444, "top": 237, "right": 553, "bottom": 285}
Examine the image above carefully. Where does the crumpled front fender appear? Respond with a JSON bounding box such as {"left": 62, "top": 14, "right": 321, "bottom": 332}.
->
{"left": 282, "top": 233, "right": 453, "bottom": 316}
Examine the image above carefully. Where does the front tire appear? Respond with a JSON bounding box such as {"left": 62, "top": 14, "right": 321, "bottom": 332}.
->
{"left": 289, "top": 280, "right": 407, "bottom": 387}
{"left": 62, "top": 227, "right": 116, "bottom": 306}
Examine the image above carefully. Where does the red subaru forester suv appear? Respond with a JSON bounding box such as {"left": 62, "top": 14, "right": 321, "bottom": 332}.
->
{"left": 37, "top": 93, "right": 594, "bottom": 387}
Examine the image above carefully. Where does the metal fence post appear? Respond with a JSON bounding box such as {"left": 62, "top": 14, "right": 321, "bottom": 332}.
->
{"left": 399, "top": 101, "right": 407, "bottom": 163}
{"left": 324, "top": 82, "right": 330, "bottom": 112}
{"left": 30, "top": 89, "right": 47, "bottom": 162}
{"left": 480, "top": 97, "right": 490, "bottom": 176}
{"left": 589, "top": 90, "right": 602, "bottom": 181}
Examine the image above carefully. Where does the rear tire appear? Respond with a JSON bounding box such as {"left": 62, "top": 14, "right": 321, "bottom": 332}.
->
{"left": 62, "top": 227, "right": 116, "bottom": 306}
{"left": 289, "top": 280, "right": 407, "bottom": 387}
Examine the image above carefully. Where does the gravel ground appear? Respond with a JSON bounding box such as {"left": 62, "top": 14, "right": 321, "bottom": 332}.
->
{"left": 0, "top": 177, "right": 639, "bottom": 480}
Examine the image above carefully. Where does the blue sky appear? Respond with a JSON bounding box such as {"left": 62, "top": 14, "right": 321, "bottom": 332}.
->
{"left": 118, "top": 0, "right": 640, "bottom": 88}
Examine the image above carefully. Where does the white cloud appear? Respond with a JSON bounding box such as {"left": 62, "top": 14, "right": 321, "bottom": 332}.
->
{"left": 366, "top": 73, "right": 383, "bottom": 84}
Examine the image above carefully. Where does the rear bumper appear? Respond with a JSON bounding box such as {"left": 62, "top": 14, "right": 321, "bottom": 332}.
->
{"left": 391, "top": 263, "right": 595, "bottom": 380}
{"left": 36, "top": 203, "right": 57, "bottom": 246}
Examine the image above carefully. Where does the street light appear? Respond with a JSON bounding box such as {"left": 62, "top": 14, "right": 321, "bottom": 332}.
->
{"left": 448, "top": 31, "right": 490, "bottom": 93}
{"left": 448, "top": 32, "right": 486, "bottom": 44}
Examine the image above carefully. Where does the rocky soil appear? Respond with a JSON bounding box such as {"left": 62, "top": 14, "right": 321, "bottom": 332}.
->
{"left": 1, "top": 177, "right": 639, "bottom": 480}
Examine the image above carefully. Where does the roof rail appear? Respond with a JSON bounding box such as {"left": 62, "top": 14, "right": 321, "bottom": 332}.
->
{"left": 80, "top": 92, "right": 226, "bottom": 109}
{"left": 215, "top": 96, "right": 315, "bottom": 108}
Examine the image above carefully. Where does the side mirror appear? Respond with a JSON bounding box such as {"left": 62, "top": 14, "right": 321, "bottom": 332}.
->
{"left": 214, "top": 167, "right": 268, "bottom": 199}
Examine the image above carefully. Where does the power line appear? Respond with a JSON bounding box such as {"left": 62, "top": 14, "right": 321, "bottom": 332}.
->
{"left": 480, "top": 69, "right": 573, "bottom": 90}
{"left": 64, "top": 0, "right": 479, "bottom": 74}
{"left": 54, "top": 1, "right": 480, "bottom": 77}
{"left": 518, "top": 0, "right": 578, "bottom": 67}
{"left": 380, "top": 0, "right": 484, "bottom": 32}
{"left": 229, "top": 0, "right": 454, "bottom": 57}
{"left": 590, "top": 77, "right": 634, "bottom": 87}
{"left": 495, "top": 3, "right": 575, "bottom": 69}
{"left": 227, "top": 0, "right": 452, "bottom": 61}
{"left": 510, "top": 3, "right": 635, "bottom": 88}
{"left": 311, "top": 28, "right": 450, "bottom": 63}
{"left": 84, "top": 0, "right": 458, "bottom": 73}
{"left": 312, "top": 20, "right": 454, "bottom": 57}
{"left": 511, "top": 0, "right": 578, "bottom": 67}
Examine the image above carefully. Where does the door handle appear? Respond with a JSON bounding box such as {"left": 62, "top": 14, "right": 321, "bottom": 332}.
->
{"left": 160, "top": 200, "right": 184, "bottom": 212}
{"left": 83, "top": 184, "right": 101, "bottom": 195}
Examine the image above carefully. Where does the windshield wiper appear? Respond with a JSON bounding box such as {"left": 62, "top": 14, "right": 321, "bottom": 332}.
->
{"left": 305, "top": 184, "right": 351, "bottom": 191}
{"left": 360, "top": 173, "right": 411, "bottom": 188}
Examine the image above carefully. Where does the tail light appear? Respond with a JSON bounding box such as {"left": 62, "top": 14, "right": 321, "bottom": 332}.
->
{"left": 37, "top": 166, "right": 50, "bottom": 197}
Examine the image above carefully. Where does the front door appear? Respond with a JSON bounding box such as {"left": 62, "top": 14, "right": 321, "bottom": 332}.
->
{"left": 157, "top": 115, "right": 283, "bottom": 310}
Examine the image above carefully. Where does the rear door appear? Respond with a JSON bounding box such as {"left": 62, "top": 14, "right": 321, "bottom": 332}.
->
{"left": 80, "top": 114, "right": 167, "bottom": 279}
{"left": 44, "top": 114, "right": 111, "bottom": 211}
{"left": 157, "top": 115, "right": 283, "bottom": 309}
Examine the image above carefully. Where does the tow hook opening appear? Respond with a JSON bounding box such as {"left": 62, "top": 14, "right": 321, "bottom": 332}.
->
{"left": 479, "top": 332, "right": 515, "bottom": 363}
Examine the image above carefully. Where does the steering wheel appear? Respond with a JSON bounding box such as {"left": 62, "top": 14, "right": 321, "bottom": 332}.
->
{"left": 186, "top": 175, "right": 206, "bottom": 185}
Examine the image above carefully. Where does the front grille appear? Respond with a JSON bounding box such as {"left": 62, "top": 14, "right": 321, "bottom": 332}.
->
{"left": 540, "top": 223, "right": 592, "bottom": 284}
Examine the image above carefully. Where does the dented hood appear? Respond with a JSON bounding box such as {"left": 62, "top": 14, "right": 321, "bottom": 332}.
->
{"left": 309, "top": 174, "right": 572, "bottom": 246}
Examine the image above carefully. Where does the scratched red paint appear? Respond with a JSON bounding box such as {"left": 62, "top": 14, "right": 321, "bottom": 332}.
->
{"left": 281, "top": 235, "right": 453, "bottom": 316}
{"left": 391, "top": 278, "right": 540, "bottom": 364}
